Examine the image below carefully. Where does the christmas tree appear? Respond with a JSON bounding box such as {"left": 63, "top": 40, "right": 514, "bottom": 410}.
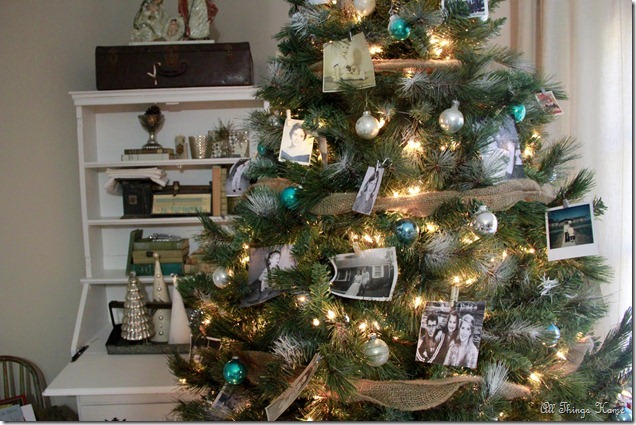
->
{"left": 169, "top": 0, "right": 632, "bottom": 421}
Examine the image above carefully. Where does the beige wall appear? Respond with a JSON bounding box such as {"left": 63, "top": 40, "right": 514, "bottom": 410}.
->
{"left": 0, "top": 0, "right": 288, "bottom": 411}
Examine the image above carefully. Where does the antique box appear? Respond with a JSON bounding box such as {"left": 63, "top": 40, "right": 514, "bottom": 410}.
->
{"left": 95, "top": 42, "right": 253, "bottom": 90}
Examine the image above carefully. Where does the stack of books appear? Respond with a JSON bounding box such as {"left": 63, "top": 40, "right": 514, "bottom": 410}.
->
{"left": 122, "top": 147, "right": 176, "bottom": 161}
{"left": 126, "top": 230, "right": 189, "bottom": 276}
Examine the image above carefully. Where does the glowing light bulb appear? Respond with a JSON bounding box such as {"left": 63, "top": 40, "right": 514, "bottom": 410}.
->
{"left": 359, "top": 322, "right": 367, "bottom": 331}
{"left": 556, "top": 351, "right": 567, "bottom": 361}
{"left": 368, "top": 45, "right": 383, "bottom": 55}
{"left": 393, "top": 191, "right": 400, "bottom": 198}
{"left": 529, "top": 372, "right": 542, "bottom": 383}
{"left": 327, "top": 310, "right": 336, "bottom": 320}
{"left": 426, "top": 223, "right": 438, "bottom": 232}
{"left": 312, "top": 318, "right": 320, "bottom": 327}
{"left": 413, "top": 296, "right": 423, "bottom": 308}
{"left": 523, "top": 146, "right": 534, "bottom": 158}
{"left": 179, "top": 378, "right": 187, "bottom": 384}
{"left": 297, "top": 295, "right": 308, "bottom": 304}
{"left": 453, "top": 276, "right": 461, "bottom": 284}
{"left": 363, "top": 234, "right": 373, "bottom": 243}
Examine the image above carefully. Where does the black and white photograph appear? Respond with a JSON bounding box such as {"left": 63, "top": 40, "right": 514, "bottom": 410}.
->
{"left": 352, "top": 164, "right": 384, "bottom": 215}
{"left": 189, "top": 334, "right": 221, "bottom": 363}
{"left": 225, "top": 158, "right": 251, "bottom": 197}
{"left": 278, "top": 118, "right": 315, "bottom": 166}
{"left": 265, "top": 354, "right": 321, "bottom": 421}
{"left": 416, "top": 301, "right": 485, "bottom": 369}
{"left": 535, "top": 90, "right": 564, "bottom": 116}
{"left": 545, "top": 202, "right": 599, "bottom": 261}
{"left": 442, "top": 0, "right": 489, "bottom": 20}
{"left": 329, "top": 247, "right": 398, "bottom": 301}
{"left": 480, "top": 115, "right": 525, "bottom": 181}
{"left": 241, "top": 245, "right": 296, "bottom": 307}
{"left": 209, "top": 384, "right": 248, "bottom": 420}
{"left": 322, "top": 32, "right": 376, "bottom": 93}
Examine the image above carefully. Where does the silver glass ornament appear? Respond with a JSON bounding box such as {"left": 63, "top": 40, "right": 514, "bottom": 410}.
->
{"left": 472, "top": 205, "right": 498, "bottom": 236}
{"left": 439, "top": 100, "right": 464, "bottom": 134}
{"left": 362, "top": 333, "right": 390, "bottom": 367}
{"left": 354, "top": 0, "right": 376, "bottom": 17}
{"left": 355, "top": 111, "right": 380, "bottom": 140}
{"left": 213, "top": 266, "right": 231, "bottom": 288}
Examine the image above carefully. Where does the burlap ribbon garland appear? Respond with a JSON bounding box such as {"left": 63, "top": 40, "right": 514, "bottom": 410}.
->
{"left": 255, "top": 178, "right": 558, "bottom": 217}
{"left": 309, "top": 58, "right": 462, "bottom": 77}
{"left": 353, "top": 376, "right": 531, "bottom": 411}
{"left": 238, "top": 338, "right": 595, "bottom": 413}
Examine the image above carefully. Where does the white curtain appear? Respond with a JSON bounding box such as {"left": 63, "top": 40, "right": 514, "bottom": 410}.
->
{"left": 493, "top": 0, "right": 632, "bottom": 339}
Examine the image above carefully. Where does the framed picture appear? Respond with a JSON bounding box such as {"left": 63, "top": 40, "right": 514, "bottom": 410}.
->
{"left": 480, "top": 115, "right": 525, "bottom": 181}
{"left": 278, "top": 118, "right": 314, "bottom": 166}
{"left": 0, "top": 395, "right": 27, "bottom": 408}
{"left": 329, "top": 247, "right": 398, "bottom": 301}
{"left": 416, "top": 301, "right": 486, "bottom": 369}
{"left": 545, "top": 202, "right": 599, "bottom": 261}
{"left": 241, "top": 245, "right": 297, "bottom": 307}
{"left": 322, "top": 32, "right": 376, "bottom": 93}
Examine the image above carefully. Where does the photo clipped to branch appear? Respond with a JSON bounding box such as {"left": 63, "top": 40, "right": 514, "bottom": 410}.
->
{"left": 278, "top": 118, "right": 314, "bottom": 166}
{"left": 479, "top": 115, "right": 525, "bottom": 181}
{"left": 329, "top": 247, "right": 398, "bottom": 301}
{"left": 241, "top": 245, "right": 296, "bottom": 307}
{"left": 416, "top": 301, "right": 486, "bottom": 369}
{"left": 322, "top": 32, "right": 376, "bottom": 93}
{"left": 545, "top": 201, "right": 599, "bottom": 261}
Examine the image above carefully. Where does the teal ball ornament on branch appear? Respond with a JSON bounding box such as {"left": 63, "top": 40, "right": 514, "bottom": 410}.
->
{"left": 610, "top": 407, "right": 632, "bottom": 421}
{"left": 439, "top": 100, "right": 464, "bottom": 134}
{"left": 355, "top": 111, "right": 380, "bottom": 140}
{"left": 394, "top": 218, "right": 420, "bottom": 245}
{"left": 542, "top": 323, "right": 561, "bottom": 347}
{"left": 362, "top": 333, "right": 390, "bottom": 367}
{"left": 223, "top": 356, "right": 247, "bottom": 385}
{"left": 257, "top": 144, "right": 269, "bottom": 156}
{"left": 388, "top": 14, "right": 411, "bottom": 41}
{"left": 509, "top": 104, "right": 526, "bottom": 123}
{"left": 280, "top": 186, "right": 300, "bottom": 209}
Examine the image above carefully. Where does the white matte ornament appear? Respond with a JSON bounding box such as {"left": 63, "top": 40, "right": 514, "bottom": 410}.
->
{"left": 169, "top": 275, "right": 192, "bottom": 344}
{"left": 354, "top": 0, "right": 376, "bottom": 16}
{"left": 355, "top": 111, "right": 380, "bottom": 140}
{"left": 362, "top": 334, "right": 390, "bottom": 367}
{"left": 212, "top": 266, "right": 231, "bottom": 288}
{"left": 472, "top": 205, "right": 498, "bottom": 236}
{"left": 150, "top": 253, "right": 171, "bottom": 343}
{"left": 439, "top": 100, "right": 464, "bottom": 134}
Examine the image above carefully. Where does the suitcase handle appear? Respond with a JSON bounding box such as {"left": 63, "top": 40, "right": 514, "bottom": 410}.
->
{"left": 156, "top": 61, "right": 188, "bottom": 77}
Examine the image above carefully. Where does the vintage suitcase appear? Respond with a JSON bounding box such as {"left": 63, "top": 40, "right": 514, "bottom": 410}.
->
{"left": 95, "top": 42, "right": 253, "bottom": 90}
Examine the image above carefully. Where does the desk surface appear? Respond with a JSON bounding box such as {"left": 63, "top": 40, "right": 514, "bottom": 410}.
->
{"left": 44, "top": 327, "right": 186, "bottom": 397}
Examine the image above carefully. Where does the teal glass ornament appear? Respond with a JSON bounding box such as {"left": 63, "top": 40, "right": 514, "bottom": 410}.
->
{"left": 542, "top": 323, "right": 561, "bottom": 347}
{"left": 394, "top": 218, "right": 420, "bottom": 245}
{"left": 280, "top": 186, "right": 299, "bottom": 209}
{"left": 388, "top": 14, "right": 411, "bottom": 41}
{"left": 509, "top": 104, "right": 526, "bottom": 123}
{"left": 257, "top": 144, "right": 268, "bottom": 156}
{"left": 610, "top": 407, "right": 632, "bottom": 421}
{"left": 223, "top": 356, "right": 247, "bottom": 385}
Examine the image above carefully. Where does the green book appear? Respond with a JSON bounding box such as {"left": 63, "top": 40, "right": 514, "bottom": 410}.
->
{"left": 133, "top": 238, "right": 190, "bottom": 251}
